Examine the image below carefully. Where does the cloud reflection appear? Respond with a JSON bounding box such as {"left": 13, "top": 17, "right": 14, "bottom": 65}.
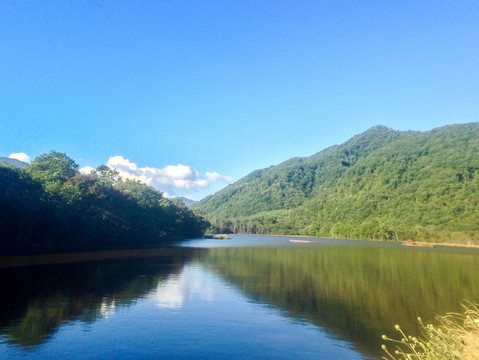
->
{"left": 153, "top": 265, "right": 216, "bottom": 309}
{"left": 99, "top": 299, "right": 117, "bottom": 318}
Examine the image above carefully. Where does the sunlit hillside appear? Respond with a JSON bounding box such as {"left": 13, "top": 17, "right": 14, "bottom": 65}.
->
{"left": 197, "top": 123, "right": 479, "bottom": 243}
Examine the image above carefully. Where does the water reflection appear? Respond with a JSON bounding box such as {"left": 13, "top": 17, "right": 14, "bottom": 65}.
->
{"left": 153, "top": 265, "right": 216, "bottom": 309}
{"left": 1, "top": 239, "right": 478, "bottom": 359}
{"left": 201, "top": 245, "right": 479, "bottom": 358}
{"left": 0, "top": 247, "right": 205, "bottom": 348}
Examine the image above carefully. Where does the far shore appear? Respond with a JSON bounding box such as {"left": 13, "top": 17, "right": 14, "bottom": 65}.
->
{"left": 4, "top": 234, "right": 477, "bottom": 269}
{"left": 227, "top": 233, "right": 479, "bottom": 249}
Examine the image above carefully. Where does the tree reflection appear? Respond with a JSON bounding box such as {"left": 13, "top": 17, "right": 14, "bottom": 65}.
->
{"left": 204, "top": 245, "right": 479, "bottom": 358}
{"left": 0, "top": 247, "right": 205, "bottom": 348}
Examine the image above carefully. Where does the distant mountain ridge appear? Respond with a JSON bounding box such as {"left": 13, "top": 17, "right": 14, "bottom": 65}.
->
{"left": 196, "top": 123, "right": 479, "bottom": 243}
{"left": 175, "top": 197, "right": 197, "bottom": 207}
{"left": 0, "top": 157, "right": 27, "bottom": 168}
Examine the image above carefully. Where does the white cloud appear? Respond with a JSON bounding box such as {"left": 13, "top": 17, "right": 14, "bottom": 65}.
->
{"left": 104, "top": 156, "right": 231, "bottom": 197}
{"left": 9, "top": 153, "right": 31, "bottom": 163}
{"left": 206, "top": 171, "right": 232, "bottom": 182}
{"left": 79, "top": 166, "right": 95, "bottom": 174}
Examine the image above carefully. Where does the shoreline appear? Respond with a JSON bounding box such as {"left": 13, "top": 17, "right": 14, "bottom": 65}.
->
{"left": 0, "top": 246, "right": 206, "bottom": 268}
{"left": 229, "top": 233, "right": 479, "bottom": 249}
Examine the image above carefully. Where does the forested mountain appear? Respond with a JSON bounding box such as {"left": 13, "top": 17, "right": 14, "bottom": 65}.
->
{"left": 176, "top": 197, "right": 198, "bottom": 207}
{"left": 0, "top": 157, "right": 26, "bottom": 168}
{"left": 196, "top": 123, "right": 479, "bottom": 243}
{"left": 0, "top": 151, "right": 209, "bottom": 255}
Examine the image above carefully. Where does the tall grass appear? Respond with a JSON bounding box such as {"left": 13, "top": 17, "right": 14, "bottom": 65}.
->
{"left": 382, "top": 302, "right": 479, "bottom": 360}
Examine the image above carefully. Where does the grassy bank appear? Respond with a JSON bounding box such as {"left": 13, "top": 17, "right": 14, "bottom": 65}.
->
{"left": 382, "top": 303, "right": 479, "bottom": 360}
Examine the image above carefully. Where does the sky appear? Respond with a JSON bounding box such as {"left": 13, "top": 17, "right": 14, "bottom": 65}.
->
{"left": 1, "top": 1, "right": 478, "bottom": 200}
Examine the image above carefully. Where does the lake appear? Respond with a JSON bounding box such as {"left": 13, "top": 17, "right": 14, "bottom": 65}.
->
{"left": 1, "top": 235, "right": 479, "bottom": 359}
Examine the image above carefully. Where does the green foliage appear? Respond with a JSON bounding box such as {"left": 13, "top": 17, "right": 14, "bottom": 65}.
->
{"left": 196, "top": 123, "right": 479, "bottom": 243}
{"left": 25, "top": 151, "right": 79, "bottom": 194}
{"left": 117, "top": 179, "right": 169, "bottom": 208}
{"left": 91, "top": 165, "right": 123, "bottom": 189}
{"left": 0, "top": 151, "right": 209, "bottom": 254}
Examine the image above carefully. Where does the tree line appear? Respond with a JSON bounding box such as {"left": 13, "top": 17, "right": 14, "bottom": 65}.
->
{"left": 0, "top": 151, "right": 209, "bottom": 254}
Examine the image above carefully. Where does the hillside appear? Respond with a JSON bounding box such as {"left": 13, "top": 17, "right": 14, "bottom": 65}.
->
{"left": 196, "top": 123, "right": 479, "bottom": 243}
{"left": 175, "top": 197, "right": 198, "bottom": 207}
{"left": 0, "top": 157, "right": 27, "bottom": 168}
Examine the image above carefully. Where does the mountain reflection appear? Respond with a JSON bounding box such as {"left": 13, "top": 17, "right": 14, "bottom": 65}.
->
{"left": 0, "top": 247, "right": 205, "bottom": 348}
{"left": 202, "top": 245, "right": 479, "bottom": 358}
{"left": 3, "top": 242, "right": 479, "bottom": 359}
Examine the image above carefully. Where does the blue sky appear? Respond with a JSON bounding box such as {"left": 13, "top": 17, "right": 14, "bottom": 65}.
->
{"left": 1, "top": 1, "right": 478, "bottom": 199}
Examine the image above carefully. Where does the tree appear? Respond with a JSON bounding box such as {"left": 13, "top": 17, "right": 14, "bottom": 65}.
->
{"left": 26, "top": 151, "right": 79, "bottom": 194}
{"left": 92, "top": 165, "right": 123, "bottom": 189}
{"left": 116, "top": 179, "right": 167, "bottom": 208}
{"left": 1, "top": 151, "right": 211, "bottom": 254}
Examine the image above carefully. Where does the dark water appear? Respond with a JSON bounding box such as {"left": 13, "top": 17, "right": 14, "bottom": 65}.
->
{"left": 1, "top": 235, "right": 479, "bottom": 359}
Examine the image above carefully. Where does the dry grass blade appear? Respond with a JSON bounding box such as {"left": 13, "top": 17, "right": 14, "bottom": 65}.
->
{"left": 381, "top": 302, "right": 479, "bottom": 360}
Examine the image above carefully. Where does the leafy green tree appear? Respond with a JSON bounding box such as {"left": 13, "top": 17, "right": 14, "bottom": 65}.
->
{"left": 92, "top": 165, "right": 123, "bottom": 189}
{"left": 25, "top": 151, "right": 79, "bottom": 194}
{"left": 117, "top": 179, "right": 168, "bottom": 208}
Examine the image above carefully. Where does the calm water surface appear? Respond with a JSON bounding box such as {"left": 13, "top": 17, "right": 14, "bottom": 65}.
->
{"left": 1, "top": 235, "right": 479, "bottom": 359}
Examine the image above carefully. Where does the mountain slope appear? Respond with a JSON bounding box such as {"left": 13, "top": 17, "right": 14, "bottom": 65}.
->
{"left": 199, "top": 126, "right": 408, "bottom": 217}
{"left": 196, "top": 123, "right": 479, "bottom": 243}
{"left": 175, "top": 197, "right": 198, "bottom": 207}
{"left": 0, "top": 157, "right": 27, "bottom": 168}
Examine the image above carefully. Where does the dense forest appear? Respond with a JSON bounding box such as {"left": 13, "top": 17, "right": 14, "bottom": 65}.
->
{"left": 0, "top": 151, "right": 209, "bottom": 254}
{"left": 196, "top": 123, "right": 479, "bottom": 243}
